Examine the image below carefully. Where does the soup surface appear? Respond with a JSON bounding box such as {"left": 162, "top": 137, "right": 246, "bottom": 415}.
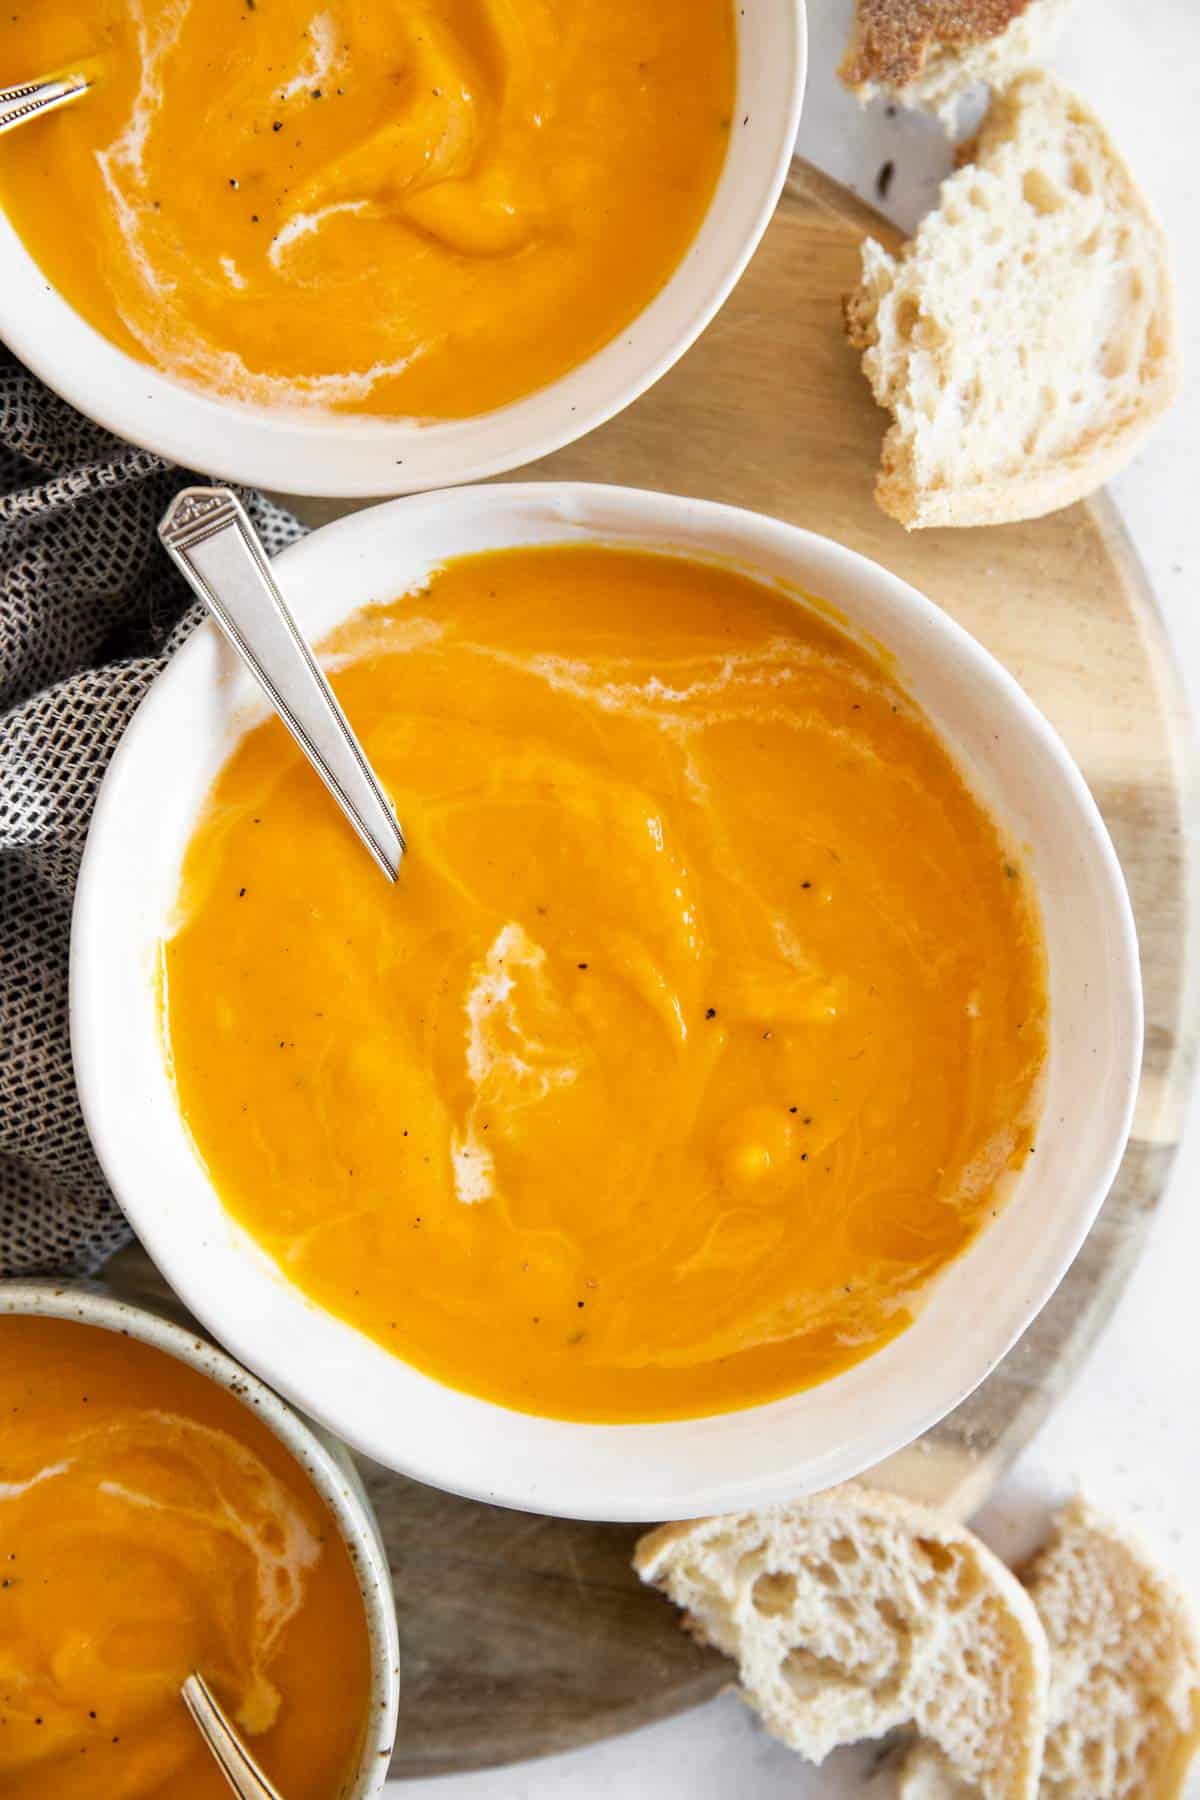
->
{"left": 163, "top": 546, "right": 1048, "bottom": 1421}
{"left": 0, "top": 0, "right": 734, "bottom": 416}
{"left": 0, "top": 1315, "right": 373, "bottom": 1799}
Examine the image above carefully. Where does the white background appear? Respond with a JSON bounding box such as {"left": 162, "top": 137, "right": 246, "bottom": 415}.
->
{"left": 387, "top": 3, "right": 1200, "bottom": 1793}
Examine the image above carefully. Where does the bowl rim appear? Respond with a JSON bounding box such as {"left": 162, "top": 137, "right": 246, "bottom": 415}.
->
{"left": 70, "top": 480, "right": 1144, "bottom": 1520}
{"left": 0, "top": 4, "right": 806, "bottom": 498}
{"left": 0, "top": 1278, "right": 400, "bottom": 1797}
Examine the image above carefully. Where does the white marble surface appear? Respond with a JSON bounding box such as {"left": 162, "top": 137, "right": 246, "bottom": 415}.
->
{"left": 386, "top": 3, "right": 1200, "bottom": 1792}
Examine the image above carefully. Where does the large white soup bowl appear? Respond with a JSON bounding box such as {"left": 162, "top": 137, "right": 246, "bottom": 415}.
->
{"left": 72, "top": 482, "right": 1142, "bottom": 1521}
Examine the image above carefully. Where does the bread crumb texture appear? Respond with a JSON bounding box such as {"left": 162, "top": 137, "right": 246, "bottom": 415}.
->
{"left": 634, "top": 1486, "right": 1048, "bottom": 1800}
{"left": 845, "top": 72, "right": 1178, "bottom": 528}
{"left": 839, "top": 0, "right": 1075, "bottom": 119}
{"left": 1023, "top": 1495, "right": 1200, "bottom": 1800}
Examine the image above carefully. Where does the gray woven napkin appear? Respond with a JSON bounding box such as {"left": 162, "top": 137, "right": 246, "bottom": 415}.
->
{"left": 0, "top": 350, "right": 302, "bottom": 1276}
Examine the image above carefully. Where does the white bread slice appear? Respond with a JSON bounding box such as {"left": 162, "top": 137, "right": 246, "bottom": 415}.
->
{"left": 634, "top": 1486, "right": 1048, "bottom": 1798}
{"left": 900, "top": 1495, "right": 1200, "bottom": 1799}
{"left": 840, "top": 0, "right": 1075, "bottom": 124}
{"left": 1024, "top": 1495, "right": 1200, "bottom": 1799}
{"left": 844, "top": 72, "right": 1178, "bottom": 530}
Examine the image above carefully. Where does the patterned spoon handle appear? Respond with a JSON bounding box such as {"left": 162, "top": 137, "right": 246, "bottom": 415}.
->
{"left": 159, "top": 486, "right": 405, "bottom": 882}
{"left": 0, "top": 75, "right": 90, "bottom": 136}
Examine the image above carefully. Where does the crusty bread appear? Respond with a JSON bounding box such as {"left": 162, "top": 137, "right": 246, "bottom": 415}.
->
{"left": 844, "top": 72, "right": 1178, "bottom": 530}
{"left": 1023, "top": 1495, "right": 1200, "bottom": 1799}
{"left": 899, "top": 1495, "right": 1200, "bottom": 1798}
{"left": 840, "top": 0, "right": 1075, "bottom": 123}
{"left": 634, "top": 1486, "right": 1049, "bottom": 1798}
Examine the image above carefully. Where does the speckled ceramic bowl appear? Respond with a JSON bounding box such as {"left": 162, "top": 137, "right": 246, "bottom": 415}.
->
{"left": 0, "top": 1278, "right": 399, "bottom": 1798}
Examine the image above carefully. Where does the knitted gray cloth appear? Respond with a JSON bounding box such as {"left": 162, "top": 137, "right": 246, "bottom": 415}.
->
{"left": 0, "top": 352, "right": 301, "bottom": 1276}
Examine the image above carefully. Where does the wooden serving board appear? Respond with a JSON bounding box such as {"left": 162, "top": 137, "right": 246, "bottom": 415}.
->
{"left": 199, "top": 158, "right": 1196, "bottom": 1774}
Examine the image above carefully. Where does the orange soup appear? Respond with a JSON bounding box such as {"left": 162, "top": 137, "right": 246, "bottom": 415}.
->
{"left": 0, "top": 0, "right": 734, "bottom": 416}
{"left": 163, "top": 547, "right": 1048, "bottom": 1421}
{"left": 0, "top": 1314, "right": 373, "bottom": 1799}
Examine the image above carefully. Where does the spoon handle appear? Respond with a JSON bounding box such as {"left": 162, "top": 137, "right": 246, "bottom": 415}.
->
{"left": 0, "top": 75, "right": 89, "bottom": 135}
{"left": 182, "top": 1673, "right": 285, "bottom": 1800}
{"left": 159, "top": 487, "right": 404, "bottom": 881}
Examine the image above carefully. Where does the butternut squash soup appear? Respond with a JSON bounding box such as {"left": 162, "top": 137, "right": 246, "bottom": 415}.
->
{"left": 162, "top": 546, "right": 1048, "bottom": 1422}
{"left": 0, "top": 0, "right": 734, "bottom": 416}
{"left": 0, "top": 1315, "right": 373, "bottom": 1799}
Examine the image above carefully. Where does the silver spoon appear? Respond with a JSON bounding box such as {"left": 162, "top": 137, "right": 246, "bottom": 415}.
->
{"left": 159, "top": 487, "right": 404, "bottom": 881}
{"left": 0, "top": 73, "right": 90, "bottom": 135}
{"left": 182, "top": 1672, "right": 285, "bottom": 1800}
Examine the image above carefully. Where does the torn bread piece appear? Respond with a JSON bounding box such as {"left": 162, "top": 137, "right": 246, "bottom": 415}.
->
{"left": 900, "top": 1494, "right": 1200, "bottom": 1798}
{"left": 634, "top": 1486, "right": 1048, "bottom": 1799}
{"left": 1025, "top": 1495, "right": 1200, "bottom": 1799}
{"left": 839, "top": 0, "right": 1075, "bottom": 124}
{"left": 844, "top": 72, "right": 1178, "bottom": 529}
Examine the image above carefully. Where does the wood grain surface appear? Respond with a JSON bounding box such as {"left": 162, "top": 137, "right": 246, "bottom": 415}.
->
{"left": 151, "top": 158, "right": 1197, "bottom": 1775}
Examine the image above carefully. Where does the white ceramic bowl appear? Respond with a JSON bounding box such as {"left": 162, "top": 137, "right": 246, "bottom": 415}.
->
{"left": 0, "top": 1278, "right": 400, "bottom": 1796}
{"left": 72, "top": 482, "right": 1142, "bottom": 1521}
{"left": 0, "top": 9, "right": 804, "bottom": 498}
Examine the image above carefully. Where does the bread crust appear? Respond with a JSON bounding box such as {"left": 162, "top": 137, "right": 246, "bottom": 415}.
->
{"left": 840, "top": 0, "right": 1036, "bottom": 93}
{"left": 1022, "top": 1496, "right": 1200, "bottom": 1800}
{"left": 874, "top": 404, "right": 1177, "bottom": 529}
